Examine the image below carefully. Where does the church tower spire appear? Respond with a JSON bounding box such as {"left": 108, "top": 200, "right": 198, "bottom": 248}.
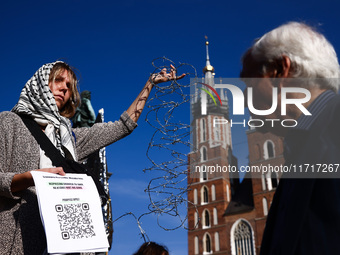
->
{"left": 188, "top": 37, "right": 237, "bottom": 255}
{"left": 203, "top": 36, "right": 215, "bottom": 87}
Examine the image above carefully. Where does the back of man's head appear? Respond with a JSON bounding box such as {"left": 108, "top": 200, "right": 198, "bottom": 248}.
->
{"left": 247, "top": 22, "right": 340, "bottom": 92}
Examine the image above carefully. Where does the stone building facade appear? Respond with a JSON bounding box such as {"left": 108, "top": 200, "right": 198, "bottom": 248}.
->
{"left": 188, "top": 40, "right": 284, "bottom": 255}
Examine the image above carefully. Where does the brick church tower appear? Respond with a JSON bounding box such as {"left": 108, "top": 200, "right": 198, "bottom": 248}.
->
{"left": 188, "top": 39, "right": 238, "bottom": 254}
{"left": 246, "top": 127, "right": 284, "bottom": 253}
{"left": 188, "top": 40, "right": 284, "bottom": 255}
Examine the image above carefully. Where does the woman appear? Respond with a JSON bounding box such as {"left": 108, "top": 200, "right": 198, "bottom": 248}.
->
{"left": 0, "top": 61, "right": 184, "bottom": 254}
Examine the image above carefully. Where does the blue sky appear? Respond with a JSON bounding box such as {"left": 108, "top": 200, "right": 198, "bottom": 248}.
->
{"left": 1, "top": 0, "right": 340, "bottom": 254}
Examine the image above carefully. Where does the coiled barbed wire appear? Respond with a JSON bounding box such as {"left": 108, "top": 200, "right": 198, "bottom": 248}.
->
{"left": 113, "top": 57, "right": 201, "bottom": 239}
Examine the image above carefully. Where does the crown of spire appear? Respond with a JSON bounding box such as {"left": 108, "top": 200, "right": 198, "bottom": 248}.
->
{"left": 203, "top": 36, "right": 215, "bottom": 74}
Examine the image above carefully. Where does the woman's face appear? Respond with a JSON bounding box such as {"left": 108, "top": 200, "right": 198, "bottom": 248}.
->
{"left": 49, "top": 69, "right": 72, "bottom": 110}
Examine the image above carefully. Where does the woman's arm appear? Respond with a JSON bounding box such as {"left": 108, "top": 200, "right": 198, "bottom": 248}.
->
{"left": 73, "top": 65, "right": 186, "bottom": 160}
{"left": 10, "top": 167, "right": 66, "bottom": 193}
{"left": 126, "top": 65, "right": 185, "bottom": 122}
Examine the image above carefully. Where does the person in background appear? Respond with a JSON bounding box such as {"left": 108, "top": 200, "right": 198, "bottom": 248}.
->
{"left": 133, "top": 242, "right": 169, "bottom": 255}
{"left": 240, "top": 22, "right": 340, "bottom": 255}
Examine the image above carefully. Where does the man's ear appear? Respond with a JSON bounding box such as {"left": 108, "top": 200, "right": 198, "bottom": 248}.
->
{"left": 271, "top": 55, "right": 291, "bottom": 91}
{"left": 276, "top": 55, "right": 291, "bottom": 78}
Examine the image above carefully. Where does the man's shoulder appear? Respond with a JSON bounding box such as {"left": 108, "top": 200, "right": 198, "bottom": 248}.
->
{"left": 311, "top": 93, "right": 340, "bottom": 124}
{"left": 326, "top": 93, "right": 340, "bottom": 106}
{"left": 325, "top": 94, "right": 340, "bottom": 120}
{"left": 333, "top": 93, "right": 340, "bottom": 106}
{"left": 316, "top": 94, "right": 340, "bottom": 146}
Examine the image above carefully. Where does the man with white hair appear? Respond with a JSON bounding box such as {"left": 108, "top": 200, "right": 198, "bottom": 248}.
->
{"left": 241, "top": 22, "right": 340, "bottom": 255}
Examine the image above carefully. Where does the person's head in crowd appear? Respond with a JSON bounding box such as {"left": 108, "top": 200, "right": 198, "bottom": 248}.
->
{"left": 133, "top": 241, "right": 169, "bottom": 255}
{"left": 240, "top": 22, "right": 340, "bottom": 135}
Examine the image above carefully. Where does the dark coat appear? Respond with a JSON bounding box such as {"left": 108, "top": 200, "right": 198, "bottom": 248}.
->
{"left": 260, "top": 95, "right": 340, "bottom": 255}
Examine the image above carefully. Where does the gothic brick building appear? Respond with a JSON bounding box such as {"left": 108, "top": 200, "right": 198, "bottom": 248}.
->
{"left": 187, "top": 40, "right": 284, "bottom": 255}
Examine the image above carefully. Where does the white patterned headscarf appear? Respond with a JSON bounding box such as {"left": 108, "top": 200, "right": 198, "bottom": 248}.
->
{"left": 12, "top": 61, "right": 76, "bottom": 160}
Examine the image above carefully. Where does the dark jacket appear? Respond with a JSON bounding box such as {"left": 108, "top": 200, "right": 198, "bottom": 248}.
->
{"left": 260, "top": 95, "right": 340, "bottom": 255}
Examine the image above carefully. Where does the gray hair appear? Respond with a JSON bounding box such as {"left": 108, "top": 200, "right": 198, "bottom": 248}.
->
{"left": 250, "top": 22, "right": 340, "bottom": 92}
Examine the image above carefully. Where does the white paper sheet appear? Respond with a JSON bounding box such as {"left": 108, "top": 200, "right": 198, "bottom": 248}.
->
{"left": 31, "top": 171, "right": 109, "bottom": 254}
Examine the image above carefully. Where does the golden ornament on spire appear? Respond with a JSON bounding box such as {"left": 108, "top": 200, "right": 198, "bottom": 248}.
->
{"left": 203, "top": 36, "right": 214, "bottom": 74}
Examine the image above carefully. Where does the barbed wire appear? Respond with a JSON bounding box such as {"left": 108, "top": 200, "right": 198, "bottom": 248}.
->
{"left": 144, "top": 57, "right": 198, "bottom": 230}
{"left": 113, "top": 57, "right": 201, "bottom": 237}
{"left": 112, "top": 212, "right": 149, "bottom": 241}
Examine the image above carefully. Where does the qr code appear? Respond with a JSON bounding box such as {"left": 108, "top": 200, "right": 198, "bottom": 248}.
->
{"left": 55, "top": 203, "right": 96, "bottom": 240}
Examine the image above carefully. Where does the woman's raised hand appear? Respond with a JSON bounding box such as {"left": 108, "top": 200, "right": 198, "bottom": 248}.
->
{"left": 150, "top": 64, "right": 186, "bottom": 84}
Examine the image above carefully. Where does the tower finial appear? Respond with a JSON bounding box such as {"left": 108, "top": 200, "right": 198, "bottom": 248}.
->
{"left": 203, "top": 36, "right": 214, "bottom": 74}
{"left": 205, "top": 36, "right": 210, "bottom": 56}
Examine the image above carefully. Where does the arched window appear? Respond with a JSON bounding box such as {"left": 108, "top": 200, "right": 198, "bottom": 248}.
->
{"left": 264, "top": 140, "right": 275, "bottom": 159}
{"left": 194, "top": 236, "right": 199, "bottom": 254}
{"left": 202, "top": 209, "right": 210, "bottom": 228}
{"left": 263, "top": 197, "right": 268, "bottom": 216}
{"left": 211, "top": 185, "right": 216, "bottom": 201}
{"left": 201, "top": 146, "right": 207, "bottom": 162}
{"left": 201, "top": 119, "right": 206, "bottom": 142}
{"left": 226, "top": 184, "right": 230, "bottom": 202}
{"left": 200, "top": 165, "right": 207, "bottom": 182}
{"left": 194, "top": 211, "right": 199, "bottom": 229}
{"left": 261, "top": 173, "right": 267, "bottom": 191}
{"left": 267, "top": 142, "right": 274, "bottom": 158}
{"left": 215, "top": 232, "right": 220, "bottom": 252}
{"left": 266, "top": 172, "right": 273, "bottom": 191}
{"left": 214, "top": 117, "right": 220, "bottom": 140}
{"left": 203, "top": 233, "right": 212, "bottom": 253}
{"left": 271, "top": 172, "right": 278, "bottom": 188}
{"left": 205, "top": 210, "right": 210, "bottom": 227}
{"left": 231, "top": 219, "right": 255, "bottom": 255}
{"left": 201, "top": 186, "right": 209, "bottom": 204}
{"left": 203, "top": 170, "right": 208, "bottom": 181}
{"left": 213, "top": 207, "right": 218, "bottom": 225}
{"left": 194, "top": 189, "right": 198, "bottom": 204}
